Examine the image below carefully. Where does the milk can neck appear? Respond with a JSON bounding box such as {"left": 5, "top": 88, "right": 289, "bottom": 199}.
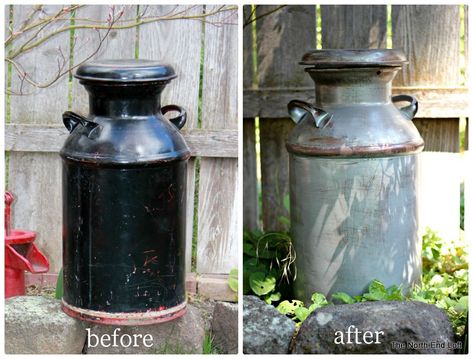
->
{"left": 85, "top": 84, "right": 164, "bottom": 117}
{"left": 308, "top": 67, "right": 398, "bottom": 107}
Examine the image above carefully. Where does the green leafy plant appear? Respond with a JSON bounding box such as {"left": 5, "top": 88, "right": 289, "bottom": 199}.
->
{"left": 277, "top": 280, "right": 403, "bottom": 326}
{"left": 243, "top": 229, "right": 296, "bottom": 304}
{"left": 227, "top": 268, "right": 238, "bottom": 302}
{"left": 243, "top": 224, "right": 468, "bottom": 350}
{"left": 276, "top": 293, "right": 328, "bottom": 324}
{"left": 412, "top": 229, "right": 468, "bottom": 341}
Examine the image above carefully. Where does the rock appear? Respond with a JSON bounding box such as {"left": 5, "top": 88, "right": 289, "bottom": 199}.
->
{"left": 294, "top": 301, "right": 456, "bottom": 354}
{"left": 85, "top": 304, "right": 205, "bottom": 354}
{"left": 5, "top": 296, "right": 87, "bottom": 354}
{"left": 211, "top": 301, "right": 238, "bottom": 353}
{"left": 243, "top": 295, "right": 296, "bottom": 354}
{"left": 189, "top": 294, "right": 217, "bottom": 332}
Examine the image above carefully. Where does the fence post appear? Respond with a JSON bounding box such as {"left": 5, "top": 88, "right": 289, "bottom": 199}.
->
{"left": 256, "top": 5, "right": 316, "bottom": 232}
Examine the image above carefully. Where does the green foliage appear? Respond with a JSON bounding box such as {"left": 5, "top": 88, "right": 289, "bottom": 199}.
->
{"left": 276, "top": 292, "right": 331, "bottom": 326}
{"left": 273, "top": 229, "right": 468, "bottom": 341}
{"left": 413, "top": 229, "right": 468, "bottom": 340}
{"left": 249, "top": 272, "right": 276, "bottom": 296}
{"left": 55, "top": 267, "right": 63, "bottom": 300}
{"left": 228, "top": 268, "right": 238, "bottom": 293}
{"left": 243, "top": 226, "right": 468, "bottom": 347}
{"left": 276, "top": 299, "right": 304, "bottom": 316}
{"left": 332, "top": 292, "right": 355, "bottom": 304}
{"left": 228, "top": 268, "right": 238, "bottom": 302}
{"left": 243, "top": 229, "right": 296, "bottom": 304}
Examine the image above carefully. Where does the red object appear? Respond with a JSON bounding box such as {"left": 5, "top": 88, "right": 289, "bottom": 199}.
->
{"left": 5, "top": 192, "right": 49, "bottom": 298}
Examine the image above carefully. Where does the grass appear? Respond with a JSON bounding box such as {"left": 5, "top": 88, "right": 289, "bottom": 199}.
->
{"left": 154, "top": 330, "right": 218, "bottom": 354}
{"left": 202, "top": 331, "right": 218, "bottom": 354}
{"left": 155, "top": 341, "right": 190, "bottom": 354}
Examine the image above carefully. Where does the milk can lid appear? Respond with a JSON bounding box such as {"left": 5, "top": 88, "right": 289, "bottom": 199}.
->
{"left": 75, "top": 59, "right": 177, "bottom": 83}
{"left": 300, "top": 49, "right": 408, "bottom": 68}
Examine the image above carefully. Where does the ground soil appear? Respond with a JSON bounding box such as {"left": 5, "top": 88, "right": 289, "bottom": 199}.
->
{"left": 26, "top": 284, "right": 55, "bottom": 298}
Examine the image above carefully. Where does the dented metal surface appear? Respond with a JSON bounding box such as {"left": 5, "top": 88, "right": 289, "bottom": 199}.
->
{"left": 287, "top": 49, "right": 424, "bottom": 303}
{"left": 60, "top": 60, "right": 189, "bottom": 324}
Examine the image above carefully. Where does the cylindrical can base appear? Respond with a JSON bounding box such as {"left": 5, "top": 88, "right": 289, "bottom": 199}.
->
{"left": 61, "top": 299, "right": 186, "bottom": 326}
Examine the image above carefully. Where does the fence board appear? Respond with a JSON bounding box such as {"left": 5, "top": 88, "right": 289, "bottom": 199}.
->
{"left": 243, "top": 5, "right": 258, "bottom": 230}
{"left": 71, "top": 5, "right": 138, "bottom": 113}
{"left": 392, "top": 5, "right": 461, "bottom": 240}
{"left": 5, "top": 124, "right": 238, "bottom": 157}
{"left": 8, "top": 5, "right": 71, "bottom": 273}
{"left": 256, "top": 5, "right": 315, "bottom": 231}
{"left": 413, "top": 118, "right": 459, "bottom": 152}
{"left": 139, "top": 5, "right": 203, "bottom": 128}
{"left": 243, "top": 86, "right": 468, "bottom": 119}
{"left": 243, "top": 119, "right": 258, "bottom": 230}
{"left": 4, "top": 5, "right": 10, "bottom": 76}
{"left": 392, "top": 5, "right": 460, "bottom": 87}
{"left": 321, "top": 5, "right": 386, "bottom": 48}
{"left": 139, "top": 5, "right": 204, "bottom": 272}
{"left": 197, "top": 6, "right": 238, "bottom": 273}
{"left": 464, "top": 5, "right": 469, "bottom": 83}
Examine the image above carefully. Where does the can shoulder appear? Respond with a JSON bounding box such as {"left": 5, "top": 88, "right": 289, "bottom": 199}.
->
{"left": 60, "top": 115, "right": 190, "bottom": 165}
{"left": 287, "top": 103, "right": 424, "bottom": 157}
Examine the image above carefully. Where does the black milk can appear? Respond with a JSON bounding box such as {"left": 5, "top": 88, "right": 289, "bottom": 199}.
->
{"left": 60, "top": 60, "right": 190, "bottom": 325}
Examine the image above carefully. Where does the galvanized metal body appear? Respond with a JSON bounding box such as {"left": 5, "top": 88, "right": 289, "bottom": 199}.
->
{"left": 290, "top": 155, "right": 421, "bottom": 301}
{"left": 60, "top": 60, "right": 190, "bottom": 325}
{"left": 287, "top": 50, "right": 424, "bottom": 303}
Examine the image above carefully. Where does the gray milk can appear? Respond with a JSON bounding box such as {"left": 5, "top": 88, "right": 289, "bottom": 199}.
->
{"left": 286, "top": 49, "right": 424, "bottom": 303}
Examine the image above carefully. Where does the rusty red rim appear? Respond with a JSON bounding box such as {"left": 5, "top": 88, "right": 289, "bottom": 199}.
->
{"left": 286, "top": 139, "right": 424, "bottom": 157}
{"left": 61, "top": 300, "right": 186, "bottom": 326}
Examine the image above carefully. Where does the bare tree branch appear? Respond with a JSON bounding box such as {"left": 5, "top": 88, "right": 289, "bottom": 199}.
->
{"left": 5, "top": 5, "right": 238, "bottom": 95}
{"left": 243, "top": 5, "right": 286, "bottom": 28}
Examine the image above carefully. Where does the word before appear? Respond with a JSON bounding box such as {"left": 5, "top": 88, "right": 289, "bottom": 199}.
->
{"left": 86, "top": 328, "right": 153, "bottom": 348}
{"left": 334, "top": 325, "right": 384, "bottom": 345}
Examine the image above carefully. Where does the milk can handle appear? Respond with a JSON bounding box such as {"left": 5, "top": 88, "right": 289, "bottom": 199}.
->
{"left": 162, "top": 105, "right": 187, "bottom": 130}
{"left": 392, "top": 95, "right": 418, "bottom": 120}
{"left": 62, "top": 111, "right": 98, "bottom": 133}
{"left": 288, "top": 100, "right": 330, "bottom": 128}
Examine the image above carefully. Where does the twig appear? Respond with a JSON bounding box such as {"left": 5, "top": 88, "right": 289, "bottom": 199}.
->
{"left": 5, "top": 5, "right": 237, "bottom": 94}
{"left": 8, "top": 5, "right": 237, "bottom": 58}
{"left": 243, "top": 5, "right": 286, "bottom": 28}
{"left": 7, "top": 9, "right": 121, "bottom": 94}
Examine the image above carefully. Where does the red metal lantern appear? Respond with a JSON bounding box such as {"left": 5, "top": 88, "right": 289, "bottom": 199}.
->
{"left": 5, "top": 192, "right": 50, "bottom": 298}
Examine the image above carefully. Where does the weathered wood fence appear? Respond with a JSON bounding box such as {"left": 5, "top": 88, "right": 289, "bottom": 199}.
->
{"left": 243, "top": 5, "right": 468, "bottom": 241}
{"left": 5, "top": 5, "right": 238, "bottom": 297}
